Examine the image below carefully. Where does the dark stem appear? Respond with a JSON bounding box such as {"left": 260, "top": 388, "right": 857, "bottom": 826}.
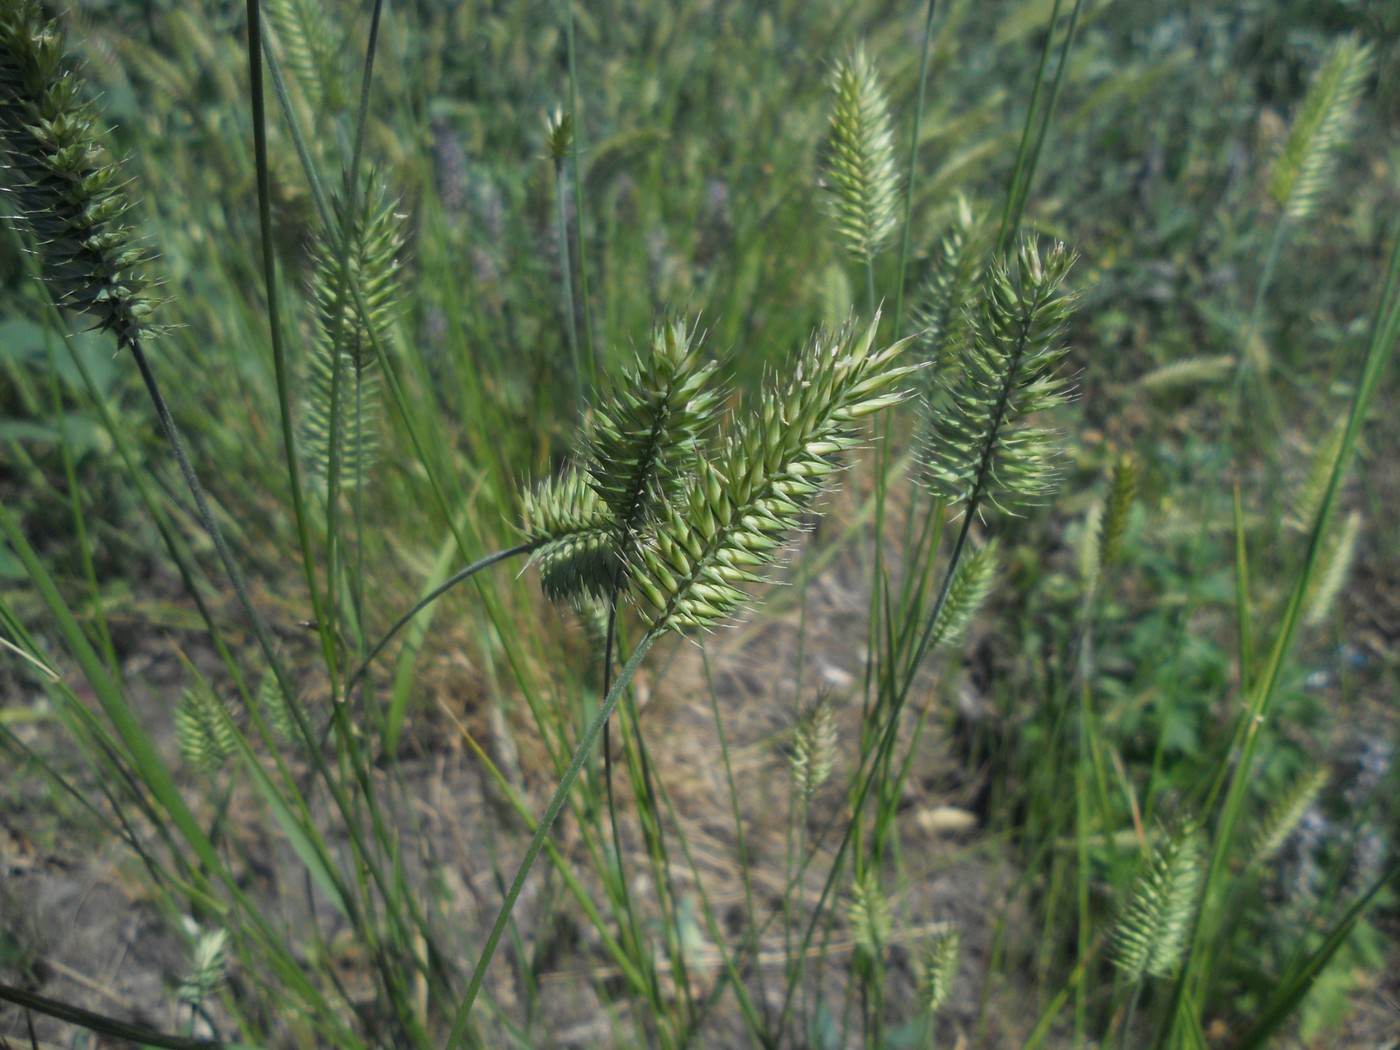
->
{"left": 344, "top": 539, "right": 542, "bottom": 698}
{"left": 0, "top": 980, "right": 217, "bottom": 1050}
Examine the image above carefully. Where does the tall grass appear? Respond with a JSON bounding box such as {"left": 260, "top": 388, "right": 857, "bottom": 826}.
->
{"left": 0, "top": 0, "right": 1395, "bottom": 1047}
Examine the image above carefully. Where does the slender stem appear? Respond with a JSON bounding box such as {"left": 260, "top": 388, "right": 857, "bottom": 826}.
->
{"left": 600, "top": 591, "right": 656, "bottom": 1005}
{"left": 0, "top": 980, "right": 219, "bottom": 1050}
{"left": 995, "top": 0, "right": 1084, "bottom": 253}
{"left": 446, "top": 631, "right": 659, "bottom": 1045}
{"left": 564, "top": 0, "right": 597, "bottom": 388}
{"left": 556, "top": 154, "right": 585, "bottom": 413}
{"left": 892, "top": 0, "right": 939, "bottom": 337}
{"left": 345, "top": 540, "right": 541, "bottom": 697}
{"left": 244, "top": 0, "right": 335, "bottom": 685}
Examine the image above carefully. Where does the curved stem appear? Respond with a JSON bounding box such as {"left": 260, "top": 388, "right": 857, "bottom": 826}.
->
{"left": 344, "top": 540, "right": 541, "bottom": 697}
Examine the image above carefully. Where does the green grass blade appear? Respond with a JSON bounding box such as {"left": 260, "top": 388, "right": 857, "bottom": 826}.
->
{"left": 1232, "top": 860, "right": 1399, "bottom": 1050}
{"left": 445, "top": 630, "right": 659, "bottom": 1045}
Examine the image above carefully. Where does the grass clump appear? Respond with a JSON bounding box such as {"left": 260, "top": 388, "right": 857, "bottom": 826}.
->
{"left": 0, "top": 0, "right": 1396, "bottom": 1048}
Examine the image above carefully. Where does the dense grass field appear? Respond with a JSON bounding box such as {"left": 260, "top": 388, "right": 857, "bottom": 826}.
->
{"left": 1, "top": 0, "right": 1397, "bottom": 1046}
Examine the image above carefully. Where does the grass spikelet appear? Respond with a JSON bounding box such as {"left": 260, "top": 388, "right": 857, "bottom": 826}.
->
{"left": 791, "top": 693, "right": 838, "bottom": 805}
{"left": 913, "top": 195, "right": 984, "bottom": 397}
{"left": 522, "top": 319, "right": 722, "bottom": 604}
{"left": 300, "top": 174, "right": 406, "bottom": 494}
{"left": 302, "top": 347, "right": 379, "bottom": 492}
{"left": 825, "top": 46, "right": 900, "bottom": 262}
{"left": 928, "top": 539, "right": 998, "bottom": 650}
{"left": 573, "top": 594, "right": 611, "bottom": 646}
{"left": 1135, "top": 354, "right": 1234, "bottom": 391}
{"left": 1250, "top": 766, "right": 1328, "bottom": 868}
{"left": 545, "top": 106, "right": 573, "bottom": 163}
{"left": 848, "top": 869, "right": 892, "bottom": 960}
{"left": 521, "top": 467, "right": 617, "bottom": 603}
{"left": 1304, "top": 509, "right": 1361, "bottom": 626}
{"left": 0, "top": 0, "right": 158, "bottom": 349}
{"left": 1290, "top": 420, "right": 1346, "bottom": 535}
{"left": 175, "top": 687, "right": 236, "bottom": 773}
{"left": 1100, "top": 452, "right": 1139, "bottom": 570}
{"left": 632, "top": 315, "right": 918, "bottom": 632}
{"left": 256, "top": 669, "right": 301, "bottom": 746}
{"left": 264, "top": 0, "right": 348, "bottom": 113}
{"left": 1268, "top": 35, "right": 1373, "bottom": 223}
{"left": 921, "top": 240, "right": 1077, "bottom": 513}
{"left": 587, "top": 318, "right": 723, "bottom": 544}
{"left": 1079, "top": 498, "right": 1105, "bottom": 594}
{"left": 178, "top": 928, "right": 229, "bottom": 1007}
{"left": 1113, "top": 822, "right": 1204, "bottom": 983}
{"left": 919, "top": 926, "right": 961, "bottom": 1016}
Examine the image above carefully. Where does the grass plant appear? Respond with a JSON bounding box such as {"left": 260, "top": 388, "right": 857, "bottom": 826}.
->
{"left": 0, "top": 0, "right": 1395, "bottom": 1047}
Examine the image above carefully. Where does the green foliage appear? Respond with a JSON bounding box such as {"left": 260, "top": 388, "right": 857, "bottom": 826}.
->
{"left": 0, "top": 0, "right": 1394, "bottom": 1047}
